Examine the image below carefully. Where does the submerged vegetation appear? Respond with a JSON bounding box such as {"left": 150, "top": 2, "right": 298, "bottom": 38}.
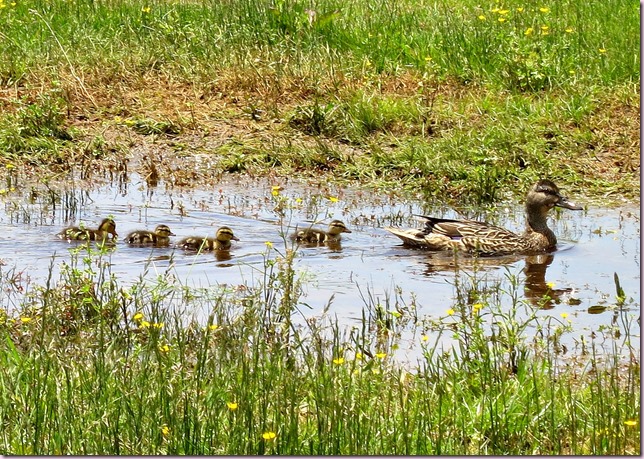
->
{"left": 0, "top": 0, "right": 639, "bottom": 203}
{"left": 0, "top": 243, "right": 639, "bottom": 455}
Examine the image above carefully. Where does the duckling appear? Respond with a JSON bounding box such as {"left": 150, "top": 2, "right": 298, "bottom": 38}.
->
{"left": 177, "top": 226, "right": 239, "bottom": 251}
{"left": 385, "top": 179, "right": 582, "bottom": 255}
{"left": 58, "top": 218, "right": 118, "bottom": 241}
{"left": 125, "top": 224, "right": 176, "bottom": 246}
{"left": 291, "top": 219, "right": 352, "bottom": 244}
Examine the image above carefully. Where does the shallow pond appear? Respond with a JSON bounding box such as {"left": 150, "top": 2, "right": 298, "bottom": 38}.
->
{"left": 0, "top": 173, "right": 639, "bottom": 362}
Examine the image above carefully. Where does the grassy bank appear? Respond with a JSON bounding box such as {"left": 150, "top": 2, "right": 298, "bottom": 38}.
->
{"left": 0, "top": 0, "right": 639, "bottom": 203}
{"left": 0, "top": 243, "right": 639, "bottom": 454}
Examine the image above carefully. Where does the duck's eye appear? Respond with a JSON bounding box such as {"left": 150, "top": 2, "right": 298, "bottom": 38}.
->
{"left": 538, "top": 187, "right": 559, "bottom": 197}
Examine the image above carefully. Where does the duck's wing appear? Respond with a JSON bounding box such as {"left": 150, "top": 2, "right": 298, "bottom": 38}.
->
{"left": 294, "top": 228, "right": 326, "bottom": 243}
{"left": 415, "top": 215, "right": 518, "bottom": 240}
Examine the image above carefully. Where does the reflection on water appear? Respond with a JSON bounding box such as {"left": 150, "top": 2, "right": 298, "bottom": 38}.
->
{"left": 0, "top": 174, "right": 639, "bottom": 362}
{"left": 420, "top": 251, "right": 573, "bottom": 309}
{"left": 523, "top": 254, "right": 574, "bottom": 309}
{"left": 421, "top": 251, "right": 523, "bottom": 276}
{"left": 295, "top": 240, "right": 345, "bottom": 253}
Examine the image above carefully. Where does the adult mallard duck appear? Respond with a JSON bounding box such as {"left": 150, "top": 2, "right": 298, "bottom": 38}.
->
{"left": 58, "top": 218, "right": 118, "bottom": 241}
{"left": 125, "top": 224, "right": 176, "bottom": 246}
{"left": 385, "top": 179, "right": 582, "bottom": 256}
{"left": 178, "top": 226, "right": 239, "bottom": 251}
{"left": 291, "top": 219, "right": 352, "bottom": 244}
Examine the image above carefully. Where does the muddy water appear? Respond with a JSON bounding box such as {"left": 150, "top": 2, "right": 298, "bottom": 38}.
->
{"left": 0, "top": 174, "right": 639, "bottom": 361}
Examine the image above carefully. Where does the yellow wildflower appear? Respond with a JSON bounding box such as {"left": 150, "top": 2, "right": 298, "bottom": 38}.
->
{"left": 333, "top": 357, "right": 345, "bottom": 365}
{"left": 208, "top": 324, "right": 218, "bottom": 331}
{"left": 478, "top": 15, "right": 486, "bottom": 20}
{"left": 227, "top": 402, "right": 238, "bottom": 411}
{"left": 5, "top": 163, "right": 15, "bottom": 170}
{"left": 565, "top": 27, "right": 573, "bottom": 33}
{"left": 355, "top": 352, "right": 363, "bottom": 360}
{"left": 262, "top": 431, "right": 277, "bottom": 440}
{"left": 446, "top": 308, "right": 455, "bottom": 316}
{"left": 20, "top": 317, "right": 32, "bottom": 323}
{"left": 161, "top": 424, "right": 170, "bottom": 436}
{"left": 375, "top": 352, "right": 387, "bottom": 359}
{"left": 560, "top": 312, "right": 569, "bottom": 319}
{"left": 153, "top": 322, "right": 164, "bottom": 329}
{"left": 524, "top": 27, "right": 534, "bottom": 36}
{"left": 516, "top": 7, "right": 524, "bottom": 12}
{"left": 159, "top": 344, "right": 170, "bottom": 353}
{"left": 498, "top": 17, "right": 506, "bottom": 22}
{"left": 539, "top": 7, "right": 550, "bottom": 13}
{"left": 473, "top": 303, "right": 483, "bottom": 312}
{"left": 421, "top": 335, "right": 429, "bottom": 342}
{"left": 328, "top": 196, "right": 339, "bottom": 203}
{"left": 598, "top": 48, "right": 606, "bottom": 54}
{"left": 140, "top": 320, "right": 151, "bottom": 328}
{"left": 499, "top": 9, "right": 509, "bottom": 14}
{"left": 133, "top": 312, "right": 143, "bottom": 321}
{"left": 546, "top": 282, "right": 556, "bottom": 289}
{"left": 264, "top": 241, "right": 273, "bottom": 249}
{"left": 142, "top": 6, "right": 151, "bottom": 13}
{"left": 425, "top": 56, "right": 432, "bottom": 61}
{"left": 624, "top": 420, "right": 638, "bottom": 426}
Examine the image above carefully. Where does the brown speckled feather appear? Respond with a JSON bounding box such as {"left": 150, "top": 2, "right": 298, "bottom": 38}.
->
{"left": 385, "top": 180, "right": 582, "bottom": 255}
{"left": 292, "top": 220, "right": 352, "bottom": 244}
{"left": 178, "top": 226, "right": 239, "bottom": 251}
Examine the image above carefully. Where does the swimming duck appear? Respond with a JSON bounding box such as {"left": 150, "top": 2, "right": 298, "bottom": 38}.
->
{"left": 385, "top": 179, "right": 582, "bottom": 255}
{"left": 125, "top": 224, "right": 175, "bottom": 246}
{"left": 177, "top": 226, "right": 239, "bottom": 251}
{"left": 58, "top": 218, "right": 118, "bottom": 241}
{"left": 291, "top": 219, "right": 352, "bottom": 244}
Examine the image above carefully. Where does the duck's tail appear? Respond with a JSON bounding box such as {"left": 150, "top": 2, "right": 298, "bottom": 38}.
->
{"left": 384, "top": 227, "right": 430, "bottom": 248}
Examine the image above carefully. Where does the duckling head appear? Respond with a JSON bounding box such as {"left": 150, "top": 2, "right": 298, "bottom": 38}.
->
{"left": 99, "top": 218, "right": 119, "bottom": 238}
{"left": 216, "top": 226, "right": 240, "bottom": 242}
{"left": 154, "top": 224, "right": 176, "bottom": 237}
{"left": 327, "top": 220, "right": 352, "bottom": 236}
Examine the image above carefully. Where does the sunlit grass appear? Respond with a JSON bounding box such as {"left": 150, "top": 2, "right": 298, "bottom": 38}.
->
{"left": 0, "top": 0, "right": 637, "bottom": 89}
{"left": 0, "top": 243, "right": 638, "bottom": 454}
{"left": 0, "top": 0, "right": 638, "bottom": 202}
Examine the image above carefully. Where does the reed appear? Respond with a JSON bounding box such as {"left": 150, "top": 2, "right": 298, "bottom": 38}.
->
{"left": 0, "top": 242, "right": 638, "bottom": 454}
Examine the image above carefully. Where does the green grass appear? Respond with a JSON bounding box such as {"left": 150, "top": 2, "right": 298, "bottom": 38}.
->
{"left": 0, "top": 0, "right": 637, "bottom": 88}
{"left": 0, "top": 2, "right": 638, "bottom": 453}
{"left": 0, "top": 243, "right": 639, "bottom": 454}
{"left": 0, "top": 0, "right": 639, "bottom": 203}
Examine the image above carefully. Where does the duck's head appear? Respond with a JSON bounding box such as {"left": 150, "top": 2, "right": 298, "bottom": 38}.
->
{"left": 99, "top": 218, "right": 118, "bottom": 238}
{"left": 154, "top": 224, "right": 176, "bottom": 237}
{"left": 216, "top": 226, "right": 240, "bottom": 242}
{"left": 328, "top": 220, "right": 352, "bottom": 235}
{"left": 526, "top": 180, "right": 583, "bottom": 220}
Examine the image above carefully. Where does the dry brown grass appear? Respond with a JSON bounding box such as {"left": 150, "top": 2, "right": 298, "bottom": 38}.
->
{"left": 1, "top": 66, "right": 639, "bottom": 200}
